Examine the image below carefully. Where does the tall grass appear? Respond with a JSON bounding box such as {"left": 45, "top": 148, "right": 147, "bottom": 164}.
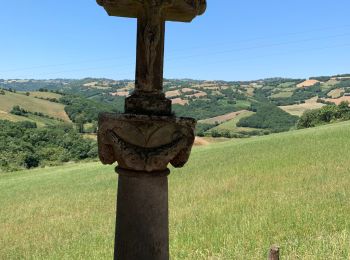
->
{"left": 1, "top": 122, "right": 350, "bottom": 259}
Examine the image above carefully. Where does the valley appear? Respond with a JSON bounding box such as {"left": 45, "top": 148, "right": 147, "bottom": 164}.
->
{"left": 1, "top": 74, "right": 350, "bottom": 171}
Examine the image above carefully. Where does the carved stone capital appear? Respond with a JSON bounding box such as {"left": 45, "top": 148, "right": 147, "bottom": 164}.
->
{"left": 98, "top": 113, "right": 196, "bottom": 172}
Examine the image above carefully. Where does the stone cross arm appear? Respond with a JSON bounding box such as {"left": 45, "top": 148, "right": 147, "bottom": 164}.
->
{"left": 97, "top": 0, "right": 206, "bottom": 22}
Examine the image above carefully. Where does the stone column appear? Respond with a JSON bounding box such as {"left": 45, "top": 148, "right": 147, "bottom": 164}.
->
{"left": 115, "top": 168, "right": 169, "bottom": 259}
{"left": 98, "top": 114, "right": 196, "bottom": 260}
{"left": 96, "top": 1, "right": 207, "bottom": 259}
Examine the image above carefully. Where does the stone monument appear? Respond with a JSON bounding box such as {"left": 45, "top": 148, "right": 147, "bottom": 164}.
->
{"left": 96, "top": 0, "right": 206, "bottom": 259}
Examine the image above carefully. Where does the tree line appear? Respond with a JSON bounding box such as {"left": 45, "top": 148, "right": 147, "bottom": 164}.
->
{"left": 0, "top": 120, "right": 97, "bottom": 172}
{"left": 297, "top": 101, "right": 350, "bottom": 129}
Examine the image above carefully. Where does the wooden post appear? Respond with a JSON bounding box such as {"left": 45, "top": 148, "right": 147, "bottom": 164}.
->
{"left": 268, "top": 245, "right": 280, "bottom": 260}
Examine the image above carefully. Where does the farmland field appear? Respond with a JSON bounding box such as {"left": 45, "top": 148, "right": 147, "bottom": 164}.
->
{"left": 28, "top": 91, "right": 63, "bottom": 99}
{"left": 0, "top": 110, "right": 27, "bottom": 122}
{"left": 0, "top": 91, "right": 70, "bottom": 122}
{"left": 210, "top": 111, "right": 258, "bottom": 134}
{"left": 199, "top": 110, "right": 249, "bottom": 125}
{"left": 325, "top": 96, "right": 350, "bottom": 105}
{"left": 270, "top": 91, "right": 293, "bottom": 98}
{"left": 279, "top": 97, "right": 324, "bottom": 116}
{"left": 1, "top": 121, "right": 350, "bottom": 259}
{"left": 327, "top": 88, "right": 344, "bottom": 99}
{"left": 0, "top": 109, "right": 62, "bottom": 127}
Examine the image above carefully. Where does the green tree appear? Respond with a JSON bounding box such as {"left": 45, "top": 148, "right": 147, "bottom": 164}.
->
{"left": 338, "top": 101, "right": 350, "bottom": 119}
{"left": 75, "top": 114, "right": 86, "bottom": 133}
{"left": 318, "top": 105, "right": 338, "bottom": 122}
{"left": 297, "top": 110, "right": 319, "bottom": 129}
{"left": 10, "top": 105, "right": 28, "bottom": 116}
{"left": 211, "top": 130, "right": 221, "bottom": 138}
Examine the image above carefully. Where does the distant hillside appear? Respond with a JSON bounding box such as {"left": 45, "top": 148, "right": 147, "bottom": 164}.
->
{"left": 1, "top": 73, "right": 350, "bottom": 136}
{"left": 0, "top": 79, "right": 73, "bottom": 91}
{"left": 0, "top": 90, "right": 70, "bottom": 126}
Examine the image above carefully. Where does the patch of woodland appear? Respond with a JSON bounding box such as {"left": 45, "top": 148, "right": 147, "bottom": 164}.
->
{"left": 237, "top": 102, "right": 299, "bottom": 132}
{"left": 297, "top": 101, "right": 350, "bottom": 129}
{"left": 0, "top": 120, "right": 97, "bottom": 172}
{"left": 10, "top": 105, "right": 64, "bottom": 122}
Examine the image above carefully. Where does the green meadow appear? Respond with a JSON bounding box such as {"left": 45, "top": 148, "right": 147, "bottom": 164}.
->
{"left": 1, "top": 121, "right": 350, "bottom": 259}
{"left": 210, "top": 111, "right": 257, "bottom": 134}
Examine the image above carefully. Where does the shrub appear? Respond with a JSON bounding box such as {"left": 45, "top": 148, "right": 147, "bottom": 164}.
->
{"left": 211, "top": 130, "right": 221, "bottom": 138}
{"left": 23, "top": 154, "right": 40, "bottom": 169}
{"left": 195, "top": 123, "right": 215, "bottom": 136}
{"left": 297, "top": 110, "right": 320, "bottom": 129}
{"left": 10, "top": 105, "right": 28, "bottom": 116}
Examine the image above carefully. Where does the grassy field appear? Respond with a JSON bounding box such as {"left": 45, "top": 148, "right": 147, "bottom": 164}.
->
{"left": 327, "top": 88, "right": 344, "bottom": 99}
{"left": 27, "top": 91, "right": 63, "bottom": 99}
{"left": 0, "top": 90, "right": 70, "bottom": 122}
{"left": 1, "top": 122, "right": 350, "bottom": 259}
{"left": 199, "top": 110, "right": 250, "bottom": 125}
{"left": 209, "top": 111, "right": 258, "bottom": 134}
{"left": 234, "top": 100, "right": 251, "bottom": 110}
{"left": 0, "top": 110, "right": 27, "bottom": 122}
{"left": 0, "top": 110, "right": 60, "bottom": 127}
{"left": 277, "top": 82, "right": 296, "bottom": 88}
{"left": 279, "top": 97, "right": 325, "bottom": 116}
{"left": 270, "top": 91, "right": 293, "bottom": 98}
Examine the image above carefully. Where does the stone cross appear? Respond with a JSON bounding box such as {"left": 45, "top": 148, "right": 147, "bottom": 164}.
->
{"left": 98, "top": 0, "right": 206, "bottom": 115}
{"left": 97, "top": 0, "right": 206, "bottom": 259}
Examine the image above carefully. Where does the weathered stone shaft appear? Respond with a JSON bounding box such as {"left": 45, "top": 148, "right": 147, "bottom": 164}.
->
{"left": 135, "top": 6, "right": 165, "bottom": 95}
{"left": 115, "top": 168, "right": 169, "bottom": 260}
{"left": 125, "top": 16, "right": 171, "bottom": 115}
{"left": 125, "top": 4, "right": 171, "bottom": 115}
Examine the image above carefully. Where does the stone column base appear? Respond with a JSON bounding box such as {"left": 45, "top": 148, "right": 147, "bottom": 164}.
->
{"left": 115, "top": 167, "right": 170, "bottom": 260}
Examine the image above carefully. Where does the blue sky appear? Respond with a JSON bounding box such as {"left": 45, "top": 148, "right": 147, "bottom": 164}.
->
{"left": 1, "top": 0, "right": 350, "bottom": 81}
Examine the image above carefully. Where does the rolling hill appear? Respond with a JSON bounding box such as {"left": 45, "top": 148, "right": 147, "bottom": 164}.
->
{"left": 1, "top": 74, "right": 350, "bottom": 135}
{"left": 208, "top": 110, "right": 258, "bottom": 135}
{"left": 279, "top": 97, "right": 325, "bottom": 116}
{"left": 0, "top": 90, "right": 70, "bottom": 126}
{"left": 1, "top": 121, "right": 350, "bottom": 259}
